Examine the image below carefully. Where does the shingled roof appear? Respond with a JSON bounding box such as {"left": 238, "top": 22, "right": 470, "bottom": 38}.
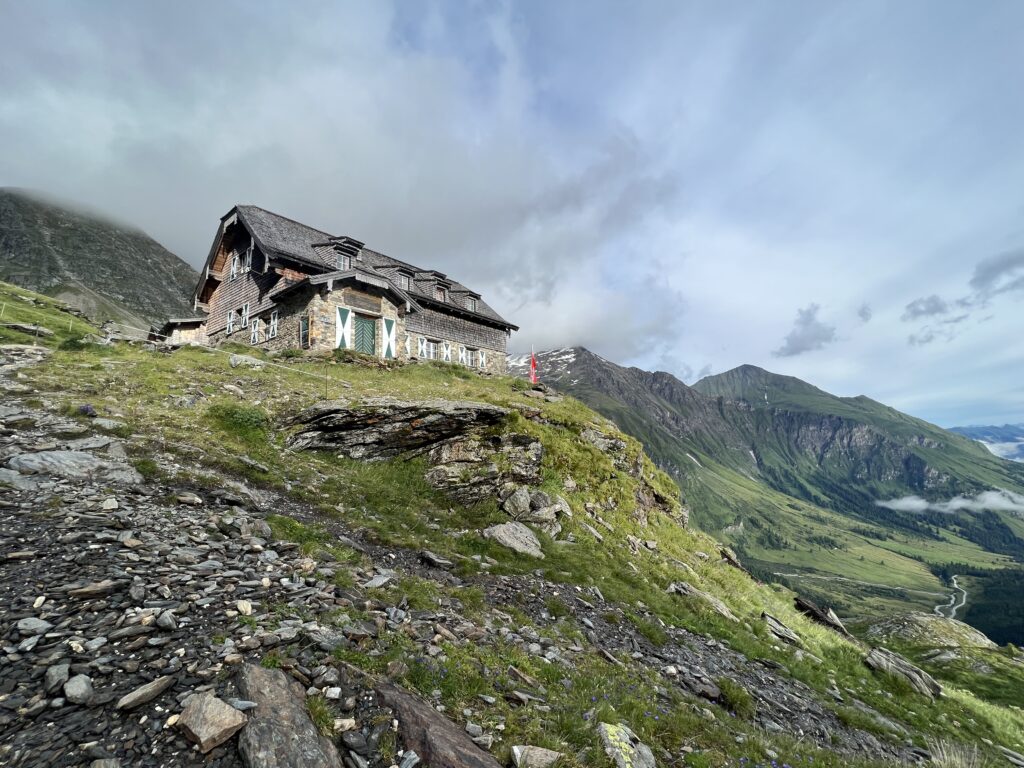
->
{"left": 232, "top": 205, "right": 515, "bottom": 329}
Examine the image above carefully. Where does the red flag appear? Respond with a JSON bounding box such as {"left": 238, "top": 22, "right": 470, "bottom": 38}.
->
{"left": 529, "top": 350, "right": 539, "bottom": 384}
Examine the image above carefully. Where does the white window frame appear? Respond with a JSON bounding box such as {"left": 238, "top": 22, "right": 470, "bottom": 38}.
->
{"left": 426, "top": 339, "right": 438, "bottom": 360}
{"left": 250, "top": 317, "right": 261, "bottom": 345}
{"left": 398, "top": 274, "right": 410, "bottom": 291}
{"left": 243, "top": 245, "right": 253, "bottom": 271}
{"left": 342, "top": 255, "right": 352, "bottom": 270}
{"left": 435, "top": 286, "right": 446, "bottom": 302}
{"left": 240, "top": 303, "right": 250, "bottom": 328}
{"left": 226, "top": 310, "right": 235, "bottom": 335}
{"left": 268, "top": 310, "right": 279, "bottom": 339}
{"left": 417, "top": 337, "right": 427, "bottom": 358}
{"left": 229, "top": 254, "right": 239, "bottom": 281}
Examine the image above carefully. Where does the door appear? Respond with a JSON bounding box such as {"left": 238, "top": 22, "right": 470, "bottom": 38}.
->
{"left": 353, "top": 314, "right": 375, "bottom": 355}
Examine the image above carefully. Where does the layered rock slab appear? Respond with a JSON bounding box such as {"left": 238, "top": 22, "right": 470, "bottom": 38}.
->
{"left": 236, "top": 663, "right": 343, "bottom": 768}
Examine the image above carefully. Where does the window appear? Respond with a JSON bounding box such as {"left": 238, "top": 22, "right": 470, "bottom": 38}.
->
{"left": 417, "top": 337, "right": 427, "bottom": 357}
{"left": 467, "top": 297, "right": 478, "bottom": 312}
{"left": 250, "top": 318, "right": 261, "bottom": 345}
{"left": 398, "top": 274, "right": 411, "bottom": 291}
{"left": 342, "top": 254, "right": 352, "bottom": 270}
{"left": 240, "top": 303, "right": 250, "bottom": 328}
{"left": 426, "top": 340, "right": 438, "bottom": 359}
{"left": 268, "top": 310, "right": 279, "bottom": 339}
{"left": 299, "top": 316, "right": 310, "bottom": 349}
{"left": 442, "top": 341, "right": 452, "bottom": 362}
{"left": 229, "top": 254, "right": 239, "bottom": 281}
{"left": 243, "top": 245, "right": 253, "bottom": 271}
{"left": 435, "top": 286, "right": 446, "bottom": 302}
{"left": 226, "top": 310, "right": 235, "bottom": 335}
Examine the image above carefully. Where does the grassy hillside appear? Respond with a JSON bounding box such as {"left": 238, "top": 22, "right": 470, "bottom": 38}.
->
{"left": 0, "top": 188, "right": 197, "bottom": 326}
{"left": 6, "top": 281, "right": 1024, "bottom": 766}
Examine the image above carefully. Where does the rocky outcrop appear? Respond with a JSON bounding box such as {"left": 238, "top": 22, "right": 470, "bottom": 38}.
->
{"left": 795, "top": 596, "right": 852, "bottom": 638}
{"left": 762, "top": 612, "right": 802, "bottom": 646}
{"left": 236, "top": 664, "right": 343, "bottom": 768}
{"left": 284, "top": 398, "right": 509, "bottom": 459}
{"left": 424, "top": 433, "right": 542, "bottom": 503}
{"left": 667, "top": 581, "right": 738, "bottom": 622}
{"left": 376, "top": 683, "right": 502, "bottom": 768}
{"left": 864, "top": 612, "right": 996, "bottom": 650}
{"left": 6, "top": 450, "right": 142, "bottom": 484}
{"left": 863, "top": 647, "right": 943, "bottom": 699}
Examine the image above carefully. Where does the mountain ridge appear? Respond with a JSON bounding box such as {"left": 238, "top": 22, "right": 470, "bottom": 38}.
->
{"left": 0, "top": 188, "right": 197, "bottom": 327}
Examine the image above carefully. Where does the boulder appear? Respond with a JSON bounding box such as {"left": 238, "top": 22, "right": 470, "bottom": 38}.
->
{"left": 483, "top": 522, "right": 544, "bottom": 559}
{"left": 235, "top": 663, "right": 342, "bottom": 768}
{"left": 863, "top": 647, "right": 942, "bottom": 699}
{"left": 503, "top": 486, "right": 532, "bottom": 517}
{"left": 6, "top": 450, "right": 142, "bottom": 484}
{"left": 376, "top": 683, "right": 502, "bottom": 768}
{"left": 177, "top": 693, "right": 248, "bottom": 753}
{"left": 597, "top": 723, "right": 656, "bottom": 768}
{"left": 285, "top": 398, "right": 509, "bottom": 460}
{"left": 794, "top": 596, "right": 852, "bottom": 638}
{"left": 667, "top": 581, "right": 737, "bottom": 622}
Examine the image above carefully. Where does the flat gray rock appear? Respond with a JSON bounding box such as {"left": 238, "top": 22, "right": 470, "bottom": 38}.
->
{"left": 482, "top": 522, "right": 544, "bottom": 559}
{"left": 6, "top": 450, "right": 142, "bottom": 484}
{"left": 116, "top": 675, "right": 176, "bottom": 710}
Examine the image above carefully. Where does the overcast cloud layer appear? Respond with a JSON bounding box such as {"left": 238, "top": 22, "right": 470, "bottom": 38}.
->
{"left": 1, "top": 1, "right": 1022, "bottom": 426}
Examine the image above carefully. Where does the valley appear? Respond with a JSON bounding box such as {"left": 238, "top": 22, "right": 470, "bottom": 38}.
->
{"left": 509, "top": 348, "right": 1024, "bottom": 644}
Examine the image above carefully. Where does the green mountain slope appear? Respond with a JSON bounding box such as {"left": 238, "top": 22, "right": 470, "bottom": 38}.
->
{"left": 0, "top": 188, "right": 197, "bottom": 327}
{"left": 509, "top": 349, "right": 1024, "bottom": 642}
{"left": 6, "top": 281, "right": 1024, "bottom": 766}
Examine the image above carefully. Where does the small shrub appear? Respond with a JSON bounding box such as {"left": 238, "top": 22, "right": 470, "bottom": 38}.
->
{"left": 132, "top": 458, "right": 161, "bottom": 480}
{"left": 207, "top": 402, "right": 269, "bottom": 442}
{"left": 260, "top": 650, "right": 283, "bottom": 669}
{"left": 625, "top": 611, "right": 669, "bottom": 647}
{"left": 717, "top": 677, "right": 755, "bottom": 719}
{"left": 58, "top": 334, "right": 91, "bottom": 351}
{"left": 278, "top": 348, "right": 304, "bottom": 359}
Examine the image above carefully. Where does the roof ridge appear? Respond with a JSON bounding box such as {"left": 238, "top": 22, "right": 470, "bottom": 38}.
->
{"left": 235, "top": 204, "right": 337, "bottom": 239}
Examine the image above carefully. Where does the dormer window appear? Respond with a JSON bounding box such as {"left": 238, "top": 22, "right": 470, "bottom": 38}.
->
{"left": 467, "top": 297, "right": 478, "bottom": 312}
{"left": 398, "top": 273, "right": 411, "bottom": 291}
{"left": 342, "top": 254, "right": 352, "bottom": 270}
{"left": 243, "top": 245, "right": 253, "bottom": 271}
{"left": 435, "top": 286, "right": 447, "bottom": 302}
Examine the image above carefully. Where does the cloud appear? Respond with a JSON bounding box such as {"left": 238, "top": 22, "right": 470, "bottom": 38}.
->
{"left": 772, "top": 304, "right": 837, "bottom": 357}
{"left": 901, "top": 294, "right": 949, "bottom": 321}
{"left": 857, "top": 303, "right": 872, "bottom": 323}
{"left": 876, "top": 489, "right": 1024, "bottom": 515}
{"left": 968, "top": 249, "right": 1024, "bottom": 301}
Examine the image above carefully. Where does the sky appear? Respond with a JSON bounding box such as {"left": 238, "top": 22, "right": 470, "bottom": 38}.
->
{"left": 1, "top": 1, "right": 1022, "bottom": 427}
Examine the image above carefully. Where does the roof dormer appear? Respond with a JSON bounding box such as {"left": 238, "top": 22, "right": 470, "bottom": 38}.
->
{"left": 331, "top": 236, "right": 364, "bottom": 271}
